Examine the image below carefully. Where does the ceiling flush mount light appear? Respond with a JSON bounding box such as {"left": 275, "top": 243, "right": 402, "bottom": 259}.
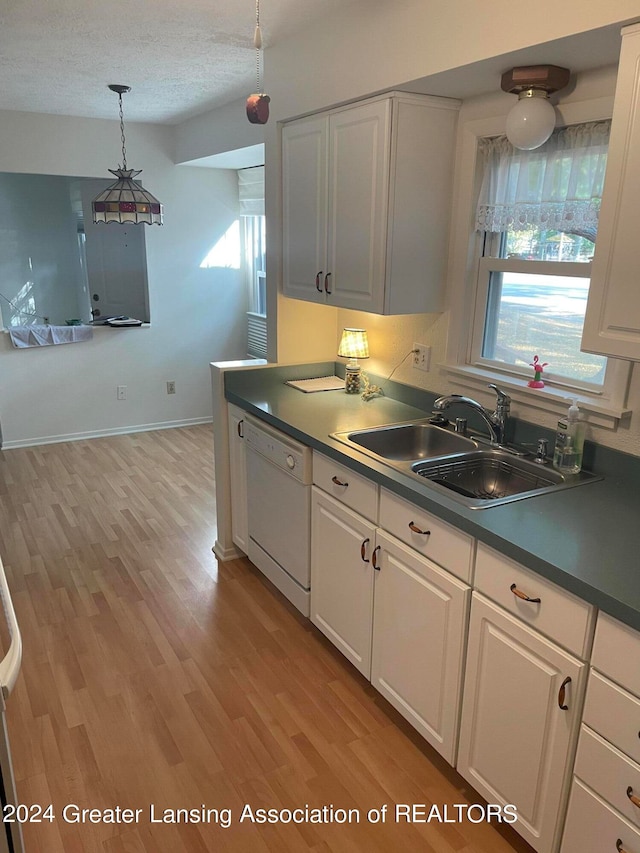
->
{"left": 501, "top": 65, "right": 570, "bottom": 150}
{"left": 92, "top": 84, "right": 163, "bottom": 225}
{"left": 246, "top": 0, "right": 270, "bottom": 124}
{"left": 338, "top": 328, "right": 369, "bottom": 394}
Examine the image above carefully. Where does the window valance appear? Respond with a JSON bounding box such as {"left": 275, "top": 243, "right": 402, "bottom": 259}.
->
{"left": 475, "top": 120, "right": 611, "bottom": 238}
{"left": 238, "top": 166, "right": 265, "bottom": 216}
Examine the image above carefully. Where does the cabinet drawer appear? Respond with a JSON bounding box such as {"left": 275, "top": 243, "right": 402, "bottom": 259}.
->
{"left": 592, "top": 612, "right": 640, "bottom": 697}
{"left": 313, "top": 452, "right": 378, "bottom": 521}
{"left": 562, "top": 777, "right": 640, "bottom": 853}
{"left": 379, "top": 489, "right": 473, "bottom": 583}
{"left": 583, "top": 670, "right": 640, "bottom": 765}
{"left": 474, "top": 543, "right": 595, "bottom": 658}
{"left": 574, "top": 725, "right": 640, "bottom": 830}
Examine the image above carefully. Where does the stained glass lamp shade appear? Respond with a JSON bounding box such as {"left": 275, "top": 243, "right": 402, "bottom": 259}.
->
{"left": 92, "top": 169, "right": 163, "bottom": 225}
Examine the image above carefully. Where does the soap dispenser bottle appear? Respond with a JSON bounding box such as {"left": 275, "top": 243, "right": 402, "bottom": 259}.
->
{"left": 553, "top": 399, "right": 585, "bottom": 474}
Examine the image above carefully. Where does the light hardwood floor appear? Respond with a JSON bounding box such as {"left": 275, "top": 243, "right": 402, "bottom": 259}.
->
{"left": 0, "top": 425, "right": 533, "bottom": 852}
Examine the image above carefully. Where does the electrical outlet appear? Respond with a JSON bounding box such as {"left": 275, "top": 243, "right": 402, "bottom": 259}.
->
{"left": 117, "top": 385, "right": 127, "bottom": 400}
{"left": 412, "top": 343, "right": 431, "bottom": 372}
{"left": 166, "top": 381, "right": 176, "bottom": 395}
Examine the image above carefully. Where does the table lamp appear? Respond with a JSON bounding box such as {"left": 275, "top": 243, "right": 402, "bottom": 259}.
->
{"left": 338, "top": 328, "right": 369, "bottom": 393}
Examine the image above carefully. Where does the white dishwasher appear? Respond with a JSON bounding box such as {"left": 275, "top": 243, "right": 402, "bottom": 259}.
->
{"left": 244, "top": 415, "right": 313, "bottom": 616}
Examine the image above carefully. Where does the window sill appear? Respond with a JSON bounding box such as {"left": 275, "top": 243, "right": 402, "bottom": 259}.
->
{"left": 440, "top": 363, "right": 631, "bottom": 429}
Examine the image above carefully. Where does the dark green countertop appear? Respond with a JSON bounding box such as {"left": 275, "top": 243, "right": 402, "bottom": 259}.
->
{"left": 225, "top": 363, "right": 640, "bottom": 633}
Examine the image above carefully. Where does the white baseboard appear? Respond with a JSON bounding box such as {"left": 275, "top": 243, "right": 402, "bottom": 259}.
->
{"left": 212, "top": 540, "right": 246, "bottom": 562}
{"left": 1, "top": 417, "right": 213, "bottom": 449}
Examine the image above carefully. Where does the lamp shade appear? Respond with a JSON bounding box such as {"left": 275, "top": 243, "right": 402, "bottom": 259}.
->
{"left": 338, "top": 328, "right": 369, "bottom": 360}
{"left": 92, "top": 169, "right": 163, "bottom": 225}
{"left": 505, "top": 90, "right": 556, "bottom": 151}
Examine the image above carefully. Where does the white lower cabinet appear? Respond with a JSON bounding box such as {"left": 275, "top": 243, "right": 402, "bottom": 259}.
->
{"left": 305, "top": 452, "right": 628, "bottom": 852}
{"left": 371, "top": 529, "right": 470, "bottom": 764}
{"left": 310, "top": 487, "right": 376, "bottom": 677}
{"left": 457, "top": 593, "right": 586, "bottom": 853}
{"left": 310, "top": 478, "right": 470, "bottom": 764}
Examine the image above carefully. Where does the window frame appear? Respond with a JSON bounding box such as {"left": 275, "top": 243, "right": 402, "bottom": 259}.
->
{"left": 470, "top": 256, "right": 607, "bottom": 394}
{"left": 443, "top": 98, "right": 631, "bottom": 429}
{"left": 242, "top": 214, "right": 266, "bottom": 317}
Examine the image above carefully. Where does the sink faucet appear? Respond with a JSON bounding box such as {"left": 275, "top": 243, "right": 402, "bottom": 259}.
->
{"left": 432, "top": 384, "right": 511, "bottom": 445}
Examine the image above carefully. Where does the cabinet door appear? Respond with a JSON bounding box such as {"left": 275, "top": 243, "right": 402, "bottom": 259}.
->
{"left": 310, "top": 487, "right": 375, "bottom": 677}
{"left": 327, "top": 99, "right": 391, "bottom": 312}
{"left": 227, "top": 404, "right": 248, "bottom": 553}
{"left": 371, "top": 530, "right": 470, "bottom": 765}
{"left": 582, "top": 23, "right": 640, "bottom": 360}
{"left": 282, "top": 114, "right": 328, "bottom": 303}
{"left": 457, "top": 593, "right": 585, "bottom": 853}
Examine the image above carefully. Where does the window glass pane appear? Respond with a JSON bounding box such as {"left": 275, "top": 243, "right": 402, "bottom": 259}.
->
{"left": 503, "top": 228, "right": 595, "bottom": 263}
{"left": 482, "top": 270, "right": 607, "bottom": 385}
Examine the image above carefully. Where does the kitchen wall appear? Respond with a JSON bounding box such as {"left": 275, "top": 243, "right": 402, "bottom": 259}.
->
{"left": 0, "top": 110, "right": 248, "bottom": 447}
{"left": 337, "top": 68, "right": 640, "bottom": 456}
{"left": 252, "top": 0, "right": 640, "bottom": 455}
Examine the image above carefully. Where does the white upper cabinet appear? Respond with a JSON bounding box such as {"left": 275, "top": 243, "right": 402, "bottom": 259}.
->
{"left": 582, "top": 23, "right": 640, "bottom": 360}
{"left": 282, "top": 93, "right": 460, "bottom": 315}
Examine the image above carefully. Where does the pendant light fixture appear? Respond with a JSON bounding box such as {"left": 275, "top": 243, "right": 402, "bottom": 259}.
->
{"left": 246, "top": 0, "right": 270, "bottom": 124}
{"left": 92, "top": 84, "right": 163, "bottom": 225}
{"left": 501, "top": 65, "right": 570, "bottom": 150}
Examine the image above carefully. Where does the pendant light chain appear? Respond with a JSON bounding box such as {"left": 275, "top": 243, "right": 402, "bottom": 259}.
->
{"left": 118, "top": 92, "right": 128, "bottom": 171}
{"left": 255, "top": 0, "right": 262, "bottom": 94}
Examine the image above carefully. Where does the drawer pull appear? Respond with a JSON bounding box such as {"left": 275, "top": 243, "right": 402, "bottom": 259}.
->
{"left": 510, "top": 583, "right": 541, "bottom": 604}
{"left": 626, "top": 787, "right": 640, "bottom": 808}
{"left": 360, "top": 538, "right": 370, "bottom": 563}
{"left": 558, "top": 676, "right": 571, "bottom": 710}
{"left": 371, "top": 545, "right": 381, "bottom": 571}
{"left": 331, "top": 475, "right": 348, "bottom": 488}
{"left": 616, "top": 841, "right": 629, "bottom": 853}
{"left": 237, "top": 418, "right": 244, "bottom": 438}
{"left": 315, "top": 271, "right": 323, "bottom": 293}
{"left": 408, "top": 522, "right": 430, "bottom": 536}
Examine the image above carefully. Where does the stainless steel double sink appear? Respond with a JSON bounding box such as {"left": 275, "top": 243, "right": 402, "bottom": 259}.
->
{"left": 331, "top": 420, "right": 600, "bottom": 509}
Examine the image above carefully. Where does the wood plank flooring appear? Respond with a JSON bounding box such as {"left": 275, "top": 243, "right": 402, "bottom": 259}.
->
{"left": 0, "top": 426, "right": 532, "bottom": 852}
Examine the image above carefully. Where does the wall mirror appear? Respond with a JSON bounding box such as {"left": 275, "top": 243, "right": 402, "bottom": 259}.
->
{"left": 0, "top": 172, "right": 150, "bottom": 328}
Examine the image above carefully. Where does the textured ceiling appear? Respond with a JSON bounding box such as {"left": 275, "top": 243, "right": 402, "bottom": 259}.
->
{"left": 0, "top": 0, "right": 359, "bottom": 124}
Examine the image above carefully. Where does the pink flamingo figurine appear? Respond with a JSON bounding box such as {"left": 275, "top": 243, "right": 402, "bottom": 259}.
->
{"left": 528, "top": 355, "right": 548, "bottom": 388}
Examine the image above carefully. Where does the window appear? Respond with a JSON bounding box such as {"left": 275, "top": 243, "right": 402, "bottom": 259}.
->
{"left": 442, "top": 110, "right": 630, "bottom": 428}
{"left": 472, "top": 121, "right": 610, "bottom": 391}
{"left": 238, "top": 166, "right": 267, "bottom": 358}
{"left": 243, "top": 214, "right": 266, "bottom": 316}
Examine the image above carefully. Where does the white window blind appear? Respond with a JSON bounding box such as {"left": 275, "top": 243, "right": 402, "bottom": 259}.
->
{"left": 237, "top": 166, "right": 265, "bottom": 216}
{"left": 475, "top": 120, "right": 610, "bottom": 239}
